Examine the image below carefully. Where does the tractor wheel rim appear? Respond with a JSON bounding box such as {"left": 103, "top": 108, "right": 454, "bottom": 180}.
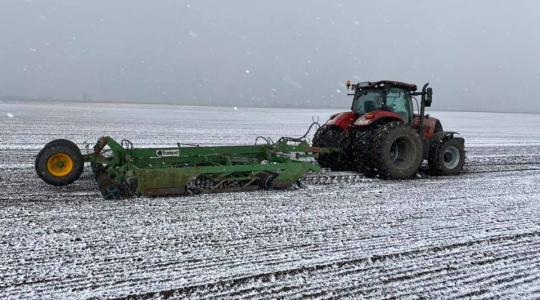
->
{"left": 443, "top": 146, "right": 460, "bottom": 169}
{"left": 390, "top": 137, "right": 413, "bottom": 168}
{"left": 47, "top": 153, "right": 74, "bottom": 177}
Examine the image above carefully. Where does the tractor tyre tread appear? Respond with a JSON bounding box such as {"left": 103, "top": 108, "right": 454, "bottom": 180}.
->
{"left": 370, "top": 121, "right": 423, "bottom": 179}
{"left": 313, "top": 125, "right": 349, "bottom": 171}
{"left": 351, "top": 128, "right": 377, "bottom": 178}
{"left": 428, "top": 138, "right": 465, "bottom": 176}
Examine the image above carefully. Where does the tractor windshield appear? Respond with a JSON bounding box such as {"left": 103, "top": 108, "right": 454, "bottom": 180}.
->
{"left": 351, "top": 89, "right": 384, "bottom": 114}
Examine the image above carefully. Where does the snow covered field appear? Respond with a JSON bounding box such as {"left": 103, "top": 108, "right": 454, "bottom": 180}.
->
{"left": 1, "top": 101, "right": 540, "bottom": 299}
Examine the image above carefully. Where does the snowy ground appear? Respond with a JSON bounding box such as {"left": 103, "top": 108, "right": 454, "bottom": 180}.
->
{"left": 1, "top": 101, "right": 540, "bottom": 299}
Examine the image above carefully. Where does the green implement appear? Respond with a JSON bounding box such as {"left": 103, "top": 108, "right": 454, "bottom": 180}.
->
{"left": 35, "top": 136, "right": 323, "bottom": 199}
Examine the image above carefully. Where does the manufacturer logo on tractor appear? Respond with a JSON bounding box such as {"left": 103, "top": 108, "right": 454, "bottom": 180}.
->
{"left": 155, "top": 149, "right": 180, "bottom": 157}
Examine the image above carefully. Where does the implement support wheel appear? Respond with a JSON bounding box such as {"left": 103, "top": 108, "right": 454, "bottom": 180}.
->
{"left": 35, "top": 139, "right": 84, "bottom": 186}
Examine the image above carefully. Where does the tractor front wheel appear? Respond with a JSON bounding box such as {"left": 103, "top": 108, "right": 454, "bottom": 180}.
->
{"left": 428, "top": 138, "right": 465, "bottom": 175}
{"left": 370, "top": 122, "right": 423, "bottom": 179}
{"left": 35, "top": 139, "right": 84, "bottom": 186}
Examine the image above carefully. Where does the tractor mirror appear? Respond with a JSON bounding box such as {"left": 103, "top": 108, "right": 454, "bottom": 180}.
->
{"left": 424, "top": 87, "right": 433, "bottom": 107}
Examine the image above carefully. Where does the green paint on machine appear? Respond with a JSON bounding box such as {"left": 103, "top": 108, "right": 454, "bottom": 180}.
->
{"left": 35, "top": 135, "right": 323, "bottom": 199}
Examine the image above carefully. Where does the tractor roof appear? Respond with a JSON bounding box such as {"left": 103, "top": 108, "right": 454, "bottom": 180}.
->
{"left": 356, "top": 80, "right": 417, "bottom": 91}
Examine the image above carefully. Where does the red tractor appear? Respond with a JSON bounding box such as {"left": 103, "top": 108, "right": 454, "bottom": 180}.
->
{"left": 313, "top": 80, "right": 465, "bottom": 179}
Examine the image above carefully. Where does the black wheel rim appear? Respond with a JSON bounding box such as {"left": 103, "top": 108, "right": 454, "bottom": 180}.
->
{"left": 389, "top": 136, "right": 414, "bottom": 169}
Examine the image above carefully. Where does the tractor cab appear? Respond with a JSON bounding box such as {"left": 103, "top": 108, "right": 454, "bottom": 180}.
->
{"left": 349, "top": 81, "right": 417, "bottom": 125}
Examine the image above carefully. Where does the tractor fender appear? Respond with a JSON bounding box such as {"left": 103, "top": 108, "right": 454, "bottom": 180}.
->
{"left": 352, "top": 111, "right": 404, "bottom": 128}
{"left": 429, "top": 131, "right": 463, "bottom": 144}
{"left": 324, "top": 111, "right": 358, "bottom": 130}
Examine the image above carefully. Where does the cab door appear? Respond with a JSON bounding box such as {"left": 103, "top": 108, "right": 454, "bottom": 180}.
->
{"left": 386, "top": 88, "right": 413, "bottom": 124}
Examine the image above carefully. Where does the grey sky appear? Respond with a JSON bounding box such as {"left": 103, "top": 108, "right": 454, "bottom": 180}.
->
{"left": 1, "top": 0, "right": 540, "bottom": 112}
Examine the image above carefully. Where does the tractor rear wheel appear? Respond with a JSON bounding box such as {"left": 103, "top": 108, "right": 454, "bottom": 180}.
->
{"left": 351, "top": 129, "right": 377, "bottom": 178}
{"left": 312, "top": 125, "right": 349, "bottom": 171}
{"left": 35, "top": 139, "right": 84, "bottom": 186}
{"left": 370, "top": 122, "right": 423, "bottom": 179}
{"left": 428, "top": 138, "right": 465, "bottom": 175}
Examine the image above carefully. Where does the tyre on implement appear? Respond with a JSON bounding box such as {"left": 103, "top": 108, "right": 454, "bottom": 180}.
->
{"left": 35, "top": 139, "right": 84, "bottom": 186}
{"left": 428, "top": 137, "right": 465, "bottom": 175}
{"left": 370, "top": 121, "right": 423, "bottom": 179}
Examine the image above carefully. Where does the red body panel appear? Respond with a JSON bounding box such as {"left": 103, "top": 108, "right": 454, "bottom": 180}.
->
{"left": 352, "top": 111, "right": 404, "bottom": 127}
{"left": 413, "top": 114, "right": 440, "bottom": 140}
{"left": 325, "top": 112, "right": 358, "bottom": 130}
{"left": 323, "top": 110, "right": 440, "bottom": 140}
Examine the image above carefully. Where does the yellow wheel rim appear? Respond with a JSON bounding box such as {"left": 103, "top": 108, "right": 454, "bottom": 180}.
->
{"left": 47, "top": 153, "right": 74, "bottom": 177}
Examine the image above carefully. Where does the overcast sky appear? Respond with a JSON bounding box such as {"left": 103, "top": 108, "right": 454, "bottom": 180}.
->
{"left": 1, "top": 0, "right": 540, "bottom": 112}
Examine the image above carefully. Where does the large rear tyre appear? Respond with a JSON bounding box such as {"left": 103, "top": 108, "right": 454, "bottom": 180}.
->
{"left": 370, "top": 122, "right": 423, "bottom": 179}
{"left": 351, "top": 129, "right": 377, "bottom": 178}
{"left": 35, "top": 139, "right": 84, "bottom": 186}
{"left": 312, "top": 125, "right": 349, "bottom": 171}
{"left": 428, "top": 138, "right": 465, "bottom": 176}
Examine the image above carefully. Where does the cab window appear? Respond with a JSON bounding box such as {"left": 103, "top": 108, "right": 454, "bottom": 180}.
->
{"left": 386, "top": 88, "right": 412, "bottom": 123}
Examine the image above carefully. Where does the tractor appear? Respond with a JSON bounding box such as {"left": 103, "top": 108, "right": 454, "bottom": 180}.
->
{"left": 313, "top": 80, "right": 465, "bottom": 179}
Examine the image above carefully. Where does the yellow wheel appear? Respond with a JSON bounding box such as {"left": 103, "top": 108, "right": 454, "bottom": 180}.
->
{"left": 35, "top": 139, "right": 84, "bottom": 186}
{"left": 46, "top": 153, "right": 74, "bottom": 177}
